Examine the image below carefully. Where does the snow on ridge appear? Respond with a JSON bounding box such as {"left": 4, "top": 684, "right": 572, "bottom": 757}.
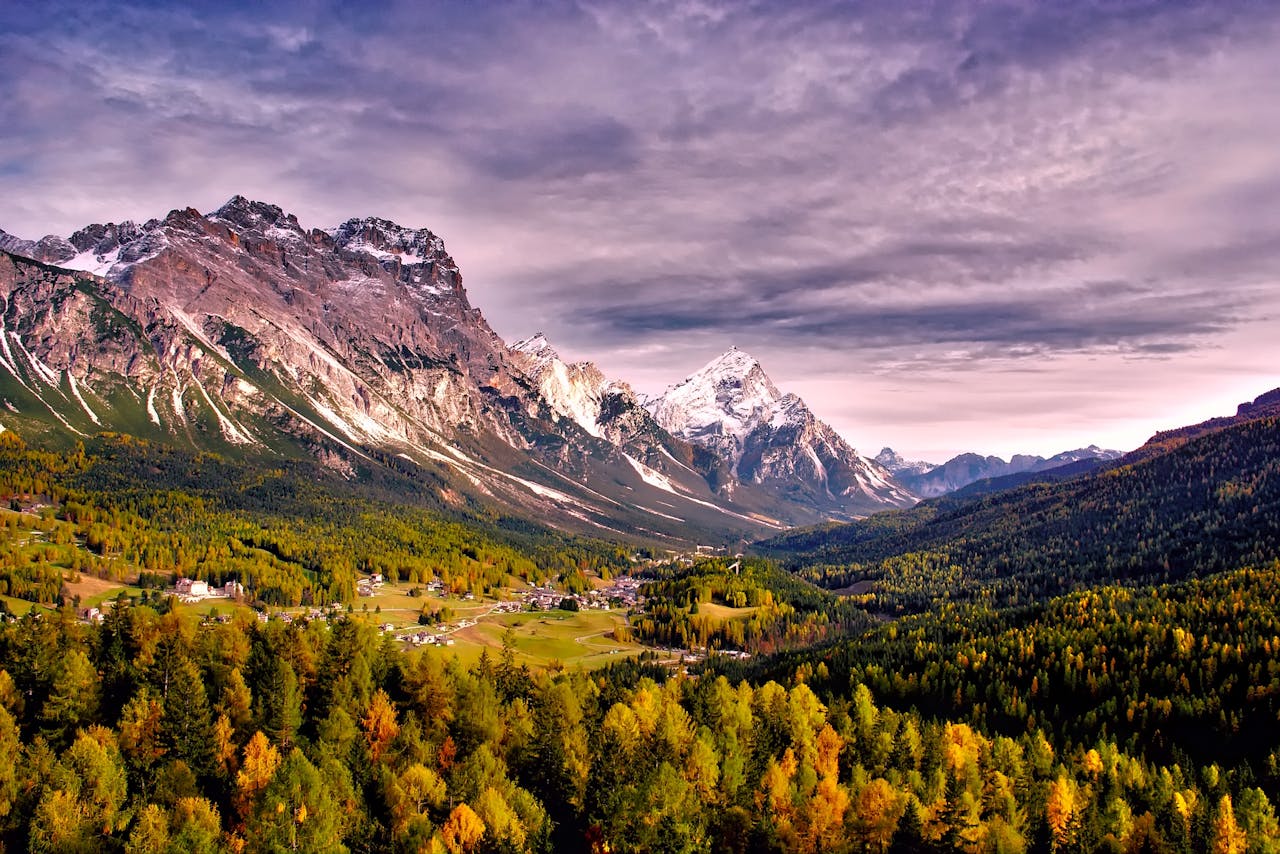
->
{"left": 511, "top": 333, "right": 609, "bottom": 438}
{"left": 66, "top": 371, "right": 101, "bottom": 425}
{"left": 639, "top": 505, "right": 684, "bottom": 522}
{"left": 623, "top": 453, "right": 681, "bottom": 495}
{"left": 622, "top": 452, "right": 777, "bottom": 528}
{"left": 0, "top": 327, "right": 32, "bottom": 391}
{"left": 58, "top": 247, "right": 122, "bottom": 277}
{"left": 146, "top": 388, "right": 161, "bottom": 426}
{"left": 168, "top": 308, "right": 234, "bottom": 364}
{"left": 10, "top": 334, "right": 59, "bottom": 385}
{"left": 427, "top": 441, "right": 599, "bottom": 509}
{"left": 512, "top": 332, "right": 556, "bottom": 358}
{"left": 658, "top": 445, "right": 701, "bottom": 477}
{"left": 190, "top": 376, "right": 256, "bottom": 445}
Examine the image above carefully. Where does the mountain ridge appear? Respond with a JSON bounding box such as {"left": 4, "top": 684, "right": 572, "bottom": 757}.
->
{"left": 0, "top": 196, "right": 911, "bottom": 539}
{"left": 894, "top": 444, "right": 1123, "bottom": 497}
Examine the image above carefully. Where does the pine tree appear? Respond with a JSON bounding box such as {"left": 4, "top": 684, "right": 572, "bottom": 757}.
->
{"left": 888, "top": 798, "right": 929, "bottom": 854}
{"left": 162, "top": 658, "right": 214, "bottom": 777}
{"left": 256, "top": 657, "right": 302, "bottom": 750}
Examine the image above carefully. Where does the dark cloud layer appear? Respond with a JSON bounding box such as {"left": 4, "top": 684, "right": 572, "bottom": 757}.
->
{"left": 2, "top": 0, "right": 1280, "bottom": 456}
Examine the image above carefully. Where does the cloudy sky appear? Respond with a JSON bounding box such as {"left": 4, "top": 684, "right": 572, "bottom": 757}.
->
{"left": 4, "top": 0, "right": 1280, "bottom": 461}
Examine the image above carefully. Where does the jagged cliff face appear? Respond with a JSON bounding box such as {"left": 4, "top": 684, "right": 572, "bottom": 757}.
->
{"left": 0, "top": 198, "right": 815, "bottom": 540}
{"left": 648, "top": 349, "right": 915, "bottom": 516}
{"left": 0, "top": 196, "right": 922, "bottom": 536}
{"left": 1, "top": 197, "right": 519, "bottom": 455}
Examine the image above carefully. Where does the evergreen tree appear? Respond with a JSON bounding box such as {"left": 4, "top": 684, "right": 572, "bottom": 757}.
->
{"left": 888, "top": 798, "right": 929, "bottom": 854}
{"left": 162, "top": 658, "right": 214, "bottom": 777}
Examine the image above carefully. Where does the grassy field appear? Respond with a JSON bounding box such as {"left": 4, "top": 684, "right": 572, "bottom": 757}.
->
{"left": 0, "top": 594, "right": 42, "bottom": 616}
{"left": 294, "top": 581, "right": 653, "bottom": 671}
{"left": 343, "top": 584, "right": 497, "bottom": 628}
{"left": 446, "top": 608, "right": 650, "bottom": 670}
{"left": 62, "top": 574, "right": 143, "bottom": 607}
{"left": 697, "top": 602, "right": 760, "bottom": 621}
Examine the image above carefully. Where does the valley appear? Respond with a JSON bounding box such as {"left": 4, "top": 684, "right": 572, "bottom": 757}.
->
{"left": 0, "top": 199, "right": 1277, "bottom": 853}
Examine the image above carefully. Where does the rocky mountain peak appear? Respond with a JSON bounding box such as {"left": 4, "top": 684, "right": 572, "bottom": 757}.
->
{"left": 328, "top": 216, "right": 450, "bottom": 267}
{"left": 0, "top": 228, "right": 76, "bottom": 265}
{"left": 211, "top": 195, "right": 297, "bottom": 230}
{"left": 874, "top": 447, "right": 936, "bottom": 477}
{"left": 511, "top": 332, "right": 557, "bottom": 361}
{"left": 69, "top": 221, "right": 147, "bottom": 253}
{"left": 648, "top": 350, "right": 915, "bottom": 515}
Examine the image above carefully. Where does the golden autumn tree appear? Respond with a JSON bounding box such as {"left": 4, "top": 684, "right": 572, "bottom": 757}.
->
{"left": 213, "top": 713, "right": 238, "bottom": 778}
{"left": 852, "top": 778, "right": 902, "bottom": 854}
{"left": 234, "top": 731, "right": 281, "bottom": 822}
{"left": 439, "top": 803, "right": 486, "bottom": 854}
{"left": 1046, "top": 775, "right": 1078, "bottom": 849}
{"left": 362, "top": 688, "right": 400, "bottom": 763}
{"left": 1213, "top": 794, "right": 1247, "bottom": 854}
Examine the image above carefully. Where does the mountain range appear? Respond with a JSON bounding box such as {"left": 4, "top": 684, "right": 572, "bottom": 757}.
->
{"left": 875, "top": 445, "right": 1123, "bottom": 497}
{"left": 0, "top": 197, "right": 928, "bottom": 542}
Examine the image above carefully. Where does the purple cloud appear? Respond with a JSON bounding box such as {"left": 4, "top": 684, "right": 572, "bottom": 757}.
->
{"left": 2, "top": 0, "right": 1279, "bottom": 458}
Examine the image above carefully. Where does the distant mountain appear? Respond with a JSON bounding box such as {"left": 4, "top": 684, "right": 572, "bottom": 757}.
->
{"left": 647, "top": 348, "right": 915, "bottom": 518}
{"left": 897, "top": 445, "right": 1123, "bottom": 497}
{"left": 948, "top": 457, "right": 1114, "bottom": 499}
{"left": 874, "top": 447, "right": 935, "bottom": 477}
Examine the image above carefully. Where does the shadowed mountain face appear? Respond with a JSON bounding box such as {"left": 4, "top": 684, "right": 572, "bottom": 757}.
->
{"left": 0, "top": 197, "right": 913, "bottom": 540}
{"left": 758, "top": 390, "right": 1280, "bottom": 610}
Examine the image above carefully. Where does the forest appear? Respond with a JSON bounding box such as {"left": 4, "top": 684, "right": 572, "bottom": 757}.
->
{"left": 0, "top": 412, "right": 1279, "bottom": 851}
{"left": 760, "top": 416, "right": 1280, "bottom": 613}
{"left": 1, "top": 596, "right": 1277, "bottom": 853}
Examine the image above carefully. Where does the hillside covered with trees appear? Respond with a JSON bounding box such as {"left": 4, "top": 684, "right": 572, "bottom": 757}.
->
{"left": 760, "top": 415, "right": 1280, "bottom": 613}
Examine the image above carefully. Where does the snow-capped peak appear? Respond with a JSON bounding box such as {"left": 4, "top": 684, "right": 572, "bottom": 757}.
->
{"left": 647, "top": 348, "right": 783, "bottom": 461}
{"left": 648, "top": 349, "right": 916, "bottom": 512}
{"left": 512, "top": 332, "right": 558, "bottom": 361}
{"left": 510, "top": 332, "right": 612, "bottom": 438}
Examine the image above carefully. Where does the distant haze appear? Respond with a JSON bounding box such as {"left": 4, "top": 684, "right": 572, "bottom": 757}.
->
{"left": 2, "top": 1, "right": 1278, "bottom": 460}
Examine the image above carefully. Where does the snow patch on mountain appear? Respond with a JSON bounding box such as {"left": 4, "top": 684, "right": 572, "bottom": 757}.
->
{"left": 146, "top": 388, "right": 161, "bottom": 426}
{"left": 66, "top": 371, "right": 101, "bottom": 425}
{"left": 623, "top": 453, "right": 681, "bottom": 495}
